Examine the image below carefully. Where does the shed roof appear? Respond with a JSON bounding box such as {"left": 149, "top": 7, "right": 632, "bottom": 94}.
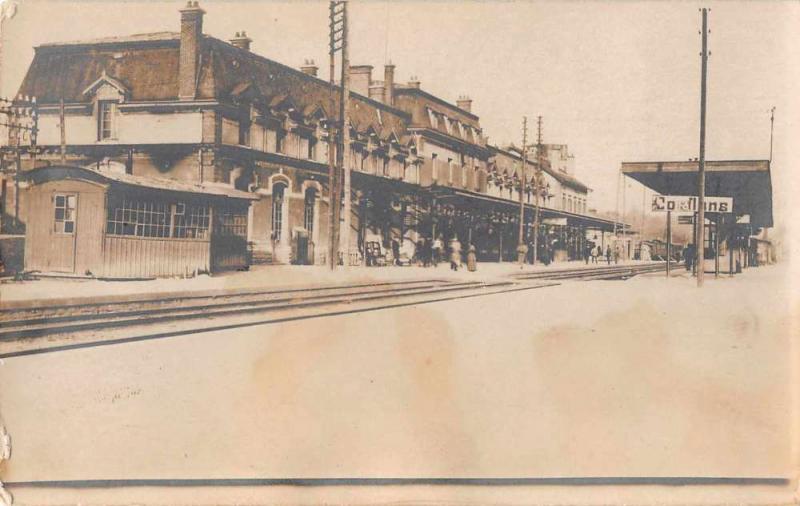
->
{"left": 24, "top": 165, "right": 258, "bottom": 200}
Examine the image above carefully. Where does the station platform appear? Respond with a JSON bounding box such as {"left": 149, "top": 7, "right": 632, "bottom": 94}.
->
{"left": 1, "top": 259, "right": 659, "bottom": 305}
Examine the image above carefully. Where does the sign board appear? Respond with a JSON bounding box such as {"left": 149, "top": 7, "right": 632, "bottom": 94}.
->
{"left": 542, "top": 217, "right": 568, "bottom": 226}
{"left": 650, "top": 195, "right": 733, "bottom": 214}
{"left": 677, "top": 215, "right": 694, "bottom": 225}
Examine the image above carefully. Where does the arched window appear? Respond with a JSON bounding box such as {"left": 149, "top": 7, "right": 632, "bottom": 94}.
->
{"left": 304, "top": 187, "right": 316, "bottom": 235}
{"left": 272, "top": 183, "right": 286, "bottom": 241}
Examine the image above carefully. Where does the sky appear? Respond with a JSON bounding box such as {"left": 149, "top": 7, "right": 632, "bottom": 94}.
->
{"left": 1, "top": 0, "right": 797, "bottom": 242}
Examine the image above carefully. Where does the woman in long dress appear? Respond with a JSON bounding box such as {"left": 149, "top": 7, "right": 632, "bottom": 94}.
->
{"left": 466, "top": 244, "right": 477, "bottom": 272}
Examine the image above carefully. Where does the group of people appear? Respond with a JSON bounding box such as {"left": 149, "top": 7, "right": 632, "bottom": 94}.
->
{"left": 585, "top": 244, "right": 620, "bottom": 265}
{"left": 415, "top": 236, "right": 477, "bottom": 272}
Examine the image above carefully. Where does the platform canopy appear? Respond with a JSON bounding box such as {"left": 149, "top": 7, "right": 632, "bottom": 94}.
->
{"left": 621, "top": 160, "right": 773, "bottom": 228}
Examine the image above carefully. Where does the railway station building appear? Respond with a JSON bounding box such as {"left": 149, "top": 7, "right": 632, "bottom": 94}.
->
{"left": 1, "top": 1, "right": 619, "bottom": 277}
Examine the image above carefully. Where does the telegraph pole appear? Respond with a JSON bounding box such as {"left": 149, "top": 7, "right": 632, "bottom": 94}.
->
{"left": 696, "top": 8, "right": 709, "bottom": 288}
{"left": 532, "top": 115, "right": 543, "bottom": 265}
{"left": 327, "top": 1, "right": 349, "bottom": 270}
{"left": 517, "top": 116, "right": 528, "bottom": 266}
{"left": 0, "top": 95, "right": 37, "bottom": 232}
{"left": 338, "top": 1, "right": 352, "bottom": 267}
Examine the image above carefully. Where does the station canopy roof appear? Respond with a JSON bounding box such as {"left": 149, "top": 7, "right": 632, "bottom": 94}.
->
{"left": 621, "top": 160, "right": 773, "bottom": 228}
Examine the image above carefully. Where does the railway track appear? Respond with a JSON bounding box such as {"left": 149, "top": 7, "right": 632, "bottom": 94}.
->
{"left": 0, "top": 278, "right": 516, "bottom": 341}
{"left": 511, "top": 262, "right": 677, "bottom": 281}
{"left": 0, "top": 262, "right": 675, "bottom": 355}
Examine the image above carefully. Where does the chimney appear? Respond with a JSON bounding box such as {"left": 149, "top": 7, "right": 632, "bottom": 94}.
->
{"left": 349, "top": 65, "right": 373, "bottom": 96}
{"left": 229, "top": 31, "right": 252, "bottom": 51}
{"left": 300, "top": 59, "right": 319, "bottom": 77}
{"left": 368, "top": 83, "right": 385, "bottom": 103}
{"left": 179, "top": 1, "right": 205, "bottom": 100}
{"left": 384, "top": 63, "right": 395, "bottom": 106}
{"left": 407, "top": 75, "right": 420, "bottom": 89}
{"left": 456, "top": 95, "right": 472, "bottom": 113}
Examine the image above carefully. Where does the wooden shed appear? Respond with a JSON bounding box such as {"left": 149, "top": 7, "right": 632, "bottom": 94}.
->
{"left": 23, "top": 165, "right": 257, "bottom": 278}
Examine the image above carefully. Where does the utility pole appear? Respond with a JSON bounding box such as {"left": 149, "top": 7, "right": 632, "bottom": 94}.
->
{"left": 0, "top": 95, "right": 37, "bottom": 232}
{"left": 614, "top": 169, "right": 620, "bottom": 236}
{"left": 696, "top": 7, "right": 709, "bottom": 288}
{"left": 338, "top": 1, "right": 352, "bottom": 267}
{"left": 517, "top": 116, "right": 528, "bottom": 266}
{"left": 769, "top": 106, "right": 775, "bottom": 163}
{"left": 532, "top": 115, "right": 543, "bottom": 265}
{"left": 327, "top": 1, "right": 349, "bottom": 270}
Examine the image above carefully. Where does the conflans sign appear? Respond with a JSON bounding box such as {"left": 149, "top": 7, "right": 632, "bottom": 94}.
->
{"left": 650, "top": 195, "right": 733, "bottom": 213}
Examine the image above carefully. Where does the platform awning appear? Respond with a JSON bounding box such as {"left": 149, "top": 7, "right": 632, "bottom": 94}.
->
{"left": 621, "top": 160, "right": 772, "bottom": 228}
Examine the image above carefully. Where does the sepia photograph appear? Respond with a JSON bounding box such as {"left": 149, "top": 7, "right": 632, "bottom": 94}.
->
{"left": 0, "top": 1, "right": 797, "bottom": 505}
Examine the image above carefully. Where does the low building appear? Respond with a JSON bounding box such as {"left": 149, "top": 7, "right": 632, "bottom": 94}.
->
{"left": 23, "top": 165, "right": 255, "bottom": 278}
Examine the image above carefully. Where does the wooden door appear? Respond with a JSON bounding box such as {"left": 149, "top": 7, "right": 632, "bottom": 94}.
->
{"left": 49, "top": 192, "right": 78, "bottom": 273}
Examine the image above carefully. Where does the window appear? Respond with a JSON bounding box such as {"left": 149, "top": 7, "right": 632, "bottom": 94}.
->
{"left": 105, "top": 197, "right": 209, "bottom": 239}
{"left": 431, "top": 153, "right": 438, "bottom": 179}
{"left": 307, "top": 137, "right": 317, "bottom": 160}
{"left": 54, "top": 194, "right": 76, "bottom": 234}
{"left": 239, "top": 119, "right": 251, "bottom": 146}
{"left": 382, "top": 157, "right": 389, "bottom": 177}
{"left": 272, "top": 183, "right": 286, "bottom": 241}
{"left": 98, "top": 101, "right": 117, "bottom": 140}
{"left": 427, "top": 108, "right": 438, "bottom": 129}
{"left": 304, "top": 188, "right": 316, "bottom": 235}
{"left": 447, "top": 158, "right": 453, "bottom": 183}
{"left": 173, "top": 203, "right": 210, "bottom": 239}
{"left": 275, "top": 130, "right": 286, "bottom": 153}
{"left": 106, "top": 198, "right": 171, "bottom": 237}
{"left": 215, "top": 210, "right": 248, "bottom": 239}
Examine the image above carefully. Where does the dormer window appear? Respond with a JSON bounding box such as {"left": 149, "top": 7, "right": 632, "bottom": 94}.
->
{"left": 98, "top": 100, "right": 117, "bottom": 141}
{"left": 427, "top": 108, "right": 439, "bottom": 129}
{"left": 84, "top": 71, "right": 128, "bottom": 142}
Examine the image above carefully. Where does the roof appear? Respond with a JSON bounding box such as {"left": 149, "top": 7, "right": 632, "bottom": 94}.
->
{"left": 392, "top": 87, "right": 484, "bottom": 150}
{"left": 490, "top": 145, "right": 590, "bottom": 193}
{"left": 621, "top": 160, "right": 773, "bottom": 227}
{"left": 19, "top": 33, "right": 409, "bottom": 138}
{"left": 37, "top": 32, "right": 181, "bottom": 47}
{"left": 24, "top": 165, "right": 258, "bottom": 200}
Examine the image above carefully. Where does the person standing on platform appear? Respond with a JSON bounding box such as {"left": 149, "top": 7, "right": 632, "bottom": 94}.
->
{"left": 431, "top": 235, "right": 443, "bottom": 267}
{"left": 449, "top": 237, "right": 462, "bottom": 271}
{"left": 613, "top": 245, "right": 620, "bottom": 265}
{"left": 391, "top": 238, "right": 401, "bottom": 266}
{"left": 590, "top": 245, "right": 598, "bottom": 264}
{"left": 584, "top": 244, "right": 592, "bottom": 264}
{"left": 684, "top": 243, "right": 694, "bottom": 272}
{"left": 605, "top": 245, "right": 612, "bottom": 265}
{"left": 421, "top": 238, "right": 431, "bottom": 267}
{"left": 466, "top": 244, "right": 477, "bottom": 272}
